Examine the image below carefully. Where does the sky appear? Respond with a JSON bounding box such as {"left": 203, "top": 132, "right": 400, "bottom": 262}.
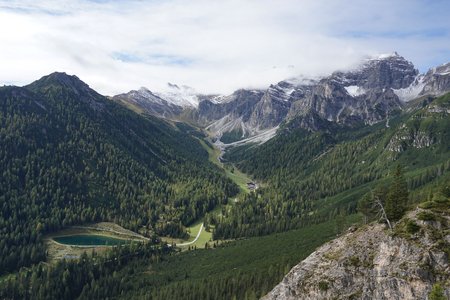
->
{"left": 0, "top": 0, "right": 449, "bottom": 95}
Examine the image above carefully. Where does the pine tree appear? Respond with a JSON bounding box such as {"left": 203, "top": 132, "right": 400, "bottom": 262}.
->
{"left": 385, "top": 165, "right": 408, "bottom": 221}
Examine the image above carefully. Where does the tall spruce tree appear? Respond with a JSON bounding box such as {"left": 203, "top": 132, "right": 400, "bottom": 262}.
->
{"left": 386, "top": 165, "right": 408, "bottom": 221}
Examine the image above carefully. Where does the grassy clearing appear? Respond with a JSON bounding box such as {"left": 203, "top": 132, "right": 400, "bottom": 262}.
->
{"left": 225, "top": 167, "right": 252, "bottom": 193}
{"left": 185, "top": 221, "right": 213, "bottom": 249}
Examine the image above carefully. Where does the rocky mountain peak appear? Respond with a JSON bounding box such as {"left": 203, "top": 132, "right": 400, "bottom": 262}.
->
{"left": 122, "top": 87, "right": 165, "bottom": 105}
{"left": 26, "top": 72, "right": 106, "bottom": 111}
{"left": 332, "top": 53, "right": 418, "bottom": 90}
{"left": 137, "top": 86, "right": 153, "bottom": 94}
{"left": 113, "top": 86, "right": 182, "bottom": 118}
{"left": 29, "top": 72, "right": 91, "bottom": 93}
{"left": 284, "top": 54, "right": 413, "bottom": 128}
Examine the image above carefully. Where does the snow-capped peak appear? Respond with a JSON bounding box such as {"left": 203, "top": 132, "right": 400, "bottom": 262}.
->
{"left": 371, "top": 52, "right": 400, "bottom": 60}
{"left": 137, "top": 87, "right": 154, "bottom": 97}
{"left": 155, "top": 83, "right": 200, "bottom": 108}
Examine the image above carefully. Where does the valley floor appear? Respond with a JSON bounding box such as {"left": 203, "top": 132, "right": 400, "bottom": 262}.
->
{"left": 199, "top": 138, "right": 255, "bottom": 193}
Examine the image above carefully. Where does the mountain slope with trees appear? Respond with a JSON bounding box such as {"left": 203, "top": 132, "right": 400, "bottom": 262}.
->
{"left": 213, "top": 92, "right": 450, "bottom": 239}
{"left": 0, "top": 72, "right": 238, "bottom": 274}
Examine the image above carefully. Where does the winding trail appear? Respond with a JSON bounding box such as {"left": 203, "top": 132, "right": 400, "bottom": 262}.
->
{"left": 176, "top": 223, "right": 204, "bottom": 246}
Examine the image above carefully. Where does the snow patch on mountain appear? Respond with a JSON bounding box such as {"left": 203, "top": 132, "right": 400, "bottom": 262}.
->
{"left": 344, "top": 85, "right": 366, "bottom": 97}
{"left": 267, "top": 84, "right": 295, "bottom": 102}
{"left": 393, "top": 75, "right": 425, "bottom": 101}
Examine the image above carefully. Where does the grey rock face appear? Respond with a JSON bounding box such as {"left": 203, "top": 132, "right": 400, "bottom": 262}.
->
{"left": 202, "top": 53, "right": 415, "bottom": 138}
{"left": 332, "top": 52, "right": 418, "bottom": 90}
{"left": 421, "top": 63, "right": 450, "bottom": 96}
{"left": 286, "top": 54, "right": 413, "bottom": 128}
{"left": 263, "top": 208, "right": 450, "bottom": 300}
{"left": 198, "top": 89, "right": 263, "bottom": 125}
{"left": 248, "top": 83, "right": 294, "bottom": 129}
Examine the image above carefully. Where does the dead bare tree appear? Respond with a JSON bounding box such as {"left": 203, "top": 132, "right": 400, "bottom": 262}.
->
{"left": 372, "top": 193, "right": 392, "bottom": 230}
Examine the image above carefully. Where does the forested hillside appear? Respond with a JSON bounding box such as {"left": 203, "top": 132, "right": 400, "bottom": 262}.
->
{"left": 0, "top": 73, "right": 238, "bottom": 274}
{"left": 214, "top": 93, "right": 450, "bottom": 238}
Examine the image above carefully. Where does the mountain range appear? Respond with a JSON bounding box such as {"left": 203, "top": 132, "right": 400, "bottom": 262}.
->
{"left": 113, "top": 52, "right": 450, "bottom": 146}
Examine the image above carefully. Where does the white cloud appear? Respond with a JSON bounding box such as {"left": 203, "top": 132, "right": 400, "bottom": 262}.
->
{"left": 0, "top": 0, "right": 449, "bottom": 95}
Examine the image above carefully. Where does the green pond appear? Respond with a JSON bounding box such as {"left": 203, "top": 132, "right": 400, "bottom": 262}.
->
{"left": 53, "top": 235, "right": 129, "bottom": 246}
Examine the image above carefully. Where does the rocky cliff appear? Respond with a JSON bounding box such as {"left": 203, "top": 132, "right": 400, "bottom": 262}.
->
{"left": 421, "top": 63, "right": 450, "bottom": 97}
{"left": 263, "top": 203, "right": 450, "bottom": 300}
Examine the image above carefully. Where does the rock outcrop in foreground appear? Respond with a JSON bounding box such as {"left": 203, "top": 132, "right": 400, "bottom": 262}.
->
{"left": 263, "top": 205, "right": 450, "bottom": 300}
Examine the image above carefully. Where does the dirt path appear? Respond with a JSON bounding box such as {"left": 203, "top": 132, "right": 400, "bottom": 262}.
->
{"left": 176, "top": 223, "right": 204, "bottom": 246}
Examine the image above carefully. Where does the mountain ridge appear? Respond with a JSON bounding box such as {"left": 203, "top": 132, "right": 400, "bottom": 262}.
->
{"left": 112, "top": 54, "right": 450, "bottom": 145}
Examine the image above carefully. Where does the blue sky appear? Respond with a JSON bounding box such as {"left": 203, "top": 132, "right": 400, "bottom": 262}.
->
{"left": 0, "top": 0, "right": 449, "bottom": 95}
